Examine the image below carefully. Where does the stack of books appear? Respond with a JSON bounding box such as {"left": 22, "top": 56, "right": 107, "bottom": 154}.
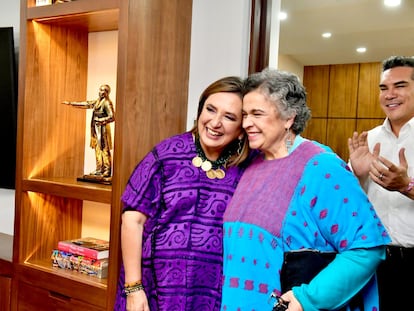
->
{"left": 51, "top": 237, "right": 109, "bottom": 279}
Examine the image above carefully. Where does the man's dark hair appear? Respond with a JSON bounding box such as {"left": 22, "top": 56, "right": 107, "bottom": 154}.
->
{"left": 382, "top": 56, "right": 414, "bottom": 73}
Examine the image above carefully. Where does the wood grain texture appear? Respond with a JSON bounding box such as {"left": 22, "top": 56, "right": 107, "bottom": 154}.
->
{"left": 303, "top": 65, "right": 330, "bottom": 118}
{"left": 109, "top": 0, "right": 193, "bottom": 305}
{"left": 14, "top": 0, "right": 192, "bottom": 310}
{"left": 302, "top": 118, "right": 327, "bottom": 145}
{"left": 0, "top": 276, "right": 11, "bottom": 311}
{"left": 328, "top": 63, "right": 359, "bottom": 118}
{"left": 16, "top": 278, "right": 105, "bottom": 310}
{"left": 357, "top": 62, "right": 384, "bottom": 118}
{"left": 356, "top": 118, "right": 384, "bottom": 133}
{"left": 0, "top": 233, "right": 13, "bottom": 311}
{"left": 303, "top": 62, "right": 385, "bottom": 161}
{"left": 326, "top": 118, "right": 356, "bottom": 161}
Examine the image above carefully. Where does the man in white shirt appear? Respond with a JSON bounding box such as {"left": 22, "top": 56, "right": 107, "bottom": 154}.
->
{"left": 348, "top": 55, "right": 414, "bottom": 310}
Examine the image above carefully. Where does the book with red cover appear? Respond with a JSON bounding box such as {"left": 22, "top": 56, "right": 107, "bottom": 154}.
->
{"left": 57, "top": 237, "right": 109, "bottom": 260}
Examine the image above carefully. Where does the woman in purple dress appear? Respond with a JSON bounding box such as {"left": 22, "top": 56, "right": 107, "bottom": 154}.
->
{"left": 114, "top": 76, "right": 251, "bottom": 311}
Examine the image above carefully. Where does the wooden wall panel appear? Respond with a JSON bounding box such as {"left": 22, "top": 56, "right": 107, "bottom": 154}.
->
{"left": 356, "top": 119, "right": 384, "bottom": 133}
{"left": 357, "top": 62, "right": 384, "bottom": 118}
{"left": 303, "top": 63, "right": 385, "bottom": 161}
{"left": 328, "top": 64, "right": 359, "bottom": 118}
{"left": 326, "top": 119, "right": 356, "bottom": 161}
{"left": 303, "top": 65, "right": 330, "bottom": 117}
{"left": 302, "top": 118, "right": 327, "bottom": 145}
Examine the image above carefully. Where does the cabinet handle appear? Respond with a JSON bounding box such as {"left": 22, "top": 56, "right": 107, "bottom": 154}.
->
{"left": 49, "top": 290, "right": 72, "bottom": 302}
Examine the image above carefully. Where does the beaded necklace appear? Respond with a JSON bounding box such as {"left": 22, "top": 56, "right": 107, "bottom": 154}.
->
{"left": 191, "top": 135, "right": 234, "bottom": 179}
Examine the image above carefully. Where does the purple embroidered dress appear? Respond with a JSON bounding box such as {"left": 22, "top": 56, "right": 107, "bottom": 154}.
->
{"left": 114, "top": 132, "right": 246, "bottom": 311}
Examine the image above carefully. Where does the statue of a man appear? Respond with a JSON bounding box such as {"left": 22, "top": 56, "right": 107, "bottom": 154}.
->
{"left": 63, "top": 84, "right": 115, "bottom": 179}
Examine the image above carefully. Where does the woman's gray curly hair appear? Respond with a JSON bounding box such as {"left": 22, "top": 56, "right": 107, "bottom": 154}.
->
{"left": 243, "top": 68, "right": 311, "bottom": 135}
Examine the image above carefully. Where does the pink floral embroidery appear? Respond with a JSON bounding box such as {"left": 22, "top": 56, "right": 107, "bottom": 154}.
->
{"left": 301, "top": 185, "right": 306, "bottom": 195}
{"left": 258, "top": 232, "right": 264, "bottom": 243}
{"left": 244, "top": 280, "right": 254, "bottom": 290}
{"left": 258, "top": 283, "right": 268, "bottom": 293}
{"left": 230, "top": 277, "right": 239, "bottom": 288}
{"left": 310, "top": 196, "right": 317, "bottom": 208}
{"left": 340, "top": 240, "right": 348, "bottom": 248}
{"left": 238, "top": 227, "right": 244, "bottom": 238}
{"left": 320, "top": 209, "right": 328, "bottom": 219}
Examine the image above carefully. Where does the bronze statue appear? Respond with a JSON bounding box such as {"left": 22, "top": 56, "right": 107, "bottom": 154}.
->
{"left": 63, "top": 84, "right": 115, "bottom": 183}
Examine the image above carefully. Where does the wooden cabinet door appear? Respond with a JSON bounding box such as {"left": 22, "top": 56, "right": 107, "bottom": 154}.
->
{"left": 0, "top": 275, "right": 11, "bottom": 311}
{"left": 17, "top": 281, "right": 105, "bottom": 311}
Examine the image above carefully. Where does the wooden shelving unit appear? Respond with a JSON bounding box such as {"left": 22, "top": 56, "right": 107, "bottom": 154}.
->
{"left": 12, "top": 0, "right": 193, "bottom": 309}
{"left": 0, "top": 233, "right": 13, "bottom": 311}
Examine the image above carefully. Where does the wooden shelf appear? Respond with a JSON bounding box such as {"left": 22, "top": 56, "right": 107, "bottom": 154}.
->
{"left": 28, "top": 0, "right": 119, "bottom": 15}
{"left": 21, "top": 259, "right": 107, "bottom": 287}
{"left": 22, "top": 177, "right": 111, "bottom": 203}
{"left": 27, "top": 0, "right": 119, "bottom": 32}
{"left": 14, "top": 0, "right": 192, "bottom": 309}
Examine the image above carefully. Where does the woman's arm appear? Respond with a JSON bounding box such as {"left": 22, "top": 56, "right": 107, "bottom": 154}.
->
{"left": 289, "top": 246, "right": 385, "bottom": 311}
{"left": 121, "top": 210, "right": 150, "bottom": 311}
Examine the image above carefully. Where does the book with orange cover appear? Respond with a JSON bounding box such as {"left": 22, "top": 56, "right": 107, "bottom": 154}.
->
{"left": 57, "top": 237, "right": 109, "bottom": 260}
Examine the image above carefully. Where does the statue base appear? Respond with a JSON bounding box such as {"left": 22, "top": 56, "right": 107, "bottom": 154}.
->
{"left": 77, "top": 174, "right": 112, "bottom": 185}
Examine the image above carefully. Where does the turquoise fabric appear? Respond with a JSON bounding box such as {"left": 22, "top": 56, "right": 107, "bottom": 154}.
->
{"left": 221, "top": 140, "right": 390, "bottom": 310}
{"left": 293, "top": 247, "right": 385, "bottom": 310}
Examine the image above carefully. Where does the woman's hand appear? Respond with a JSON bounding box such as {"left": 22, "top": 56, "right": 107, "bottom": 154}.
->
{"left": 347, "top": 131, "right": 374, "bottom": 179}
{"left": 279, "top": 290, "right": 303, "bottom": 311}
{"left": 126, "top": 290, "right": 150, "bottom": 311}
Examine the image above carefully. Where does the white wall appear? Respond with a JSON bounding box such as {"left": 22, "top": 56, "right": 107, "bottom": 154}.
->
{"left": 0, "top": 189, "right": 15, "bottom": 235}
{"left": 187, "top": 0, "right": 250, "bottom": 130}
{"left": 0, "top": 0, "right": 20, "bottom": 49}
{"left": 0, "top": 1, "right": 252, "bottom": 235}
{"left": 278, "top": 54, "right": 304, "bottom": 82}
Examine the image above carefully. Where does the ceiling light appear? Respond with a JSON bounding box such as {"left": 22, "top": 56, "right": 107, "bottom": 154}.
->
{"left": 356, "top": 47, "right": 367, "bottom": 53}
{"left": 322, "top": 32, "right": 332, "bottom": 38}
{"left": 279, "top": 11, "right": 287, "bottom": 20}
{"left": 384, "top": 0, "right": 401, "bottom": 7}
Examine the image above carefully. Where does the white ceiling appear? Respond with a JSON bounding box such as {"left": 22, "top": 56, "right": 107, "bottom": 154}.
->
{"left": 279, "top": 0, "right": 414, "bottom": 66}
